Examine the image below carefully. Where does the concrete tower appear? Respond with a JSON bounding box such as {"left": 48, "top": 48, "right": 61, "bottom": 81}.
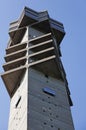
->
{"left": 1, "top": 7, "right": 75, "bottom": 130}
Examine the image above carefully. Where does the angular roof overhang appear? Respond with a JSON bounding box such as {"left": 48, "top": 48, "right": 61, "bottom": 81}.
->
{"left": 9, "top": 7, "right": 65, "bottom": 46}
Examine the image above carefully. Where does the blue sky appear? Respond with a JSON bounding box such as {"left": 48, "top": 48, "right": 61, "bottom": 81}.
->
{"left": 0, "top": 0, "right": 86, "bottom": 130}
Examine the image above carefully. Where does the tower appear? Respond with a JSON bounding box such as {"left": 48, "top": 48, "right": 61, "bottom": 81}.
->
{"left": 1, "top": 7, "right": 75, "bottom": 130}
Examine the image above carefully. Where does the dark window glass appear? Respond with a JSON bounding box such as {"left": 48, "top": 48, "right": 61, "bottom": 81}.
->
{"left": 43, "top": 87, "right": 56, "bottom": 96}
{"left": 15, "top": 96, "right": 21, "bottom": 108}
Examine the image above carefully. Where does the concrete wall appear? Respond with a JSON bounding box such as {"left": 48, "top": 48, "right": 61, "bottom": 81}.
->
{"left": 8, "top": 68, "right": 74, "bottom": 130}
{"left": 29, "top": 27, "right": 44, "bottom": 39}
{"left": 28, "top": 68, "right": 74, "bottom": 130}
{"left": 21, "top": 26, "right": 44, "bottom": 42}
{"left": 8, "top": 70, "right": 28, "bottom": 130}
{"left": 21, "top": 27, "right": 28, "bottom": 43}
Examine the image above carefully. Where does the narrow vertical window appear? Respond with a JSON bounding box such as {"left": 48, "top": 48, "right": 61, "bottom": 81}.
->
{"left": 15, "top": 96, "right": 21, "bottom": 108}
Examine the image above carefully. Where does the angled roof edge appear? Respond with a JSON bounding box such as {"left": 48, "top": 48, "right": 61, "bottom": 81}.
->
{"left": 9, "top": 6, "right": 65, "bottom": 33}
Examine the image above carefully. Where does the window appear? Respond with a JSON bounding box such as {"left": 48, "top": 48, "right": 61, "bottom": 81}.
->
{"left": 43, "top": 87, "right": 56, "bottom": 96}
{"left": 15, "top": 96, "right": 21, "bottom": 108}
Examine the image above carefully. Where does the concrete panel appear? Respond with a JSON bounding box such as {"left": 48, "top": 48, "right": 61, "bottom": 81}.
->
{"left": 29, "top": 68, "right": 67, "bottom": 93}
{"left": 28, "top": 110, "right": 74, "bottom": 130}
{"left": 8, "top": 70, "right": 28, "bottom": 130}
{"left": 28, "top": 68, "right": 74, "bottom": 130}
{"left": 21, "top": 27, "right": 28, "bottom": 43}
{"left": 29, "top": 27, "right": 44, "bottom": 39}
{"left": 29, "top": 94, "right": 73, "bottom": 125}
{"left": 28, "top": 68, "right": 70, "bottom": 108}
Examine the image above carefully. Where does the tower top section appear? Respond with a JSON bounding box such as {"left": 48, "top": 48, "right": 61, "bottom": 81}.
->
{"left": 9, "top": 6, "right": 65, "bottom": 46}
{"left": 1, "top": 7, "right": 73, "bottom": 107}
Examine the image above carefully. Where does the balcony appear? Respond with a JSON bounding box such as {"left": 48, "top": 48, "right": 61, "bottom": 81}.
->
{"left": 9, "top": 20, "right": 19, "bottom": 33}
{"left": 3, "top": 56, "right": 27, "bottom": 71}
{"left": 29, "top": 47, "right": 55, "bottom": 62}
{"left": 5, "top": 49, "right": 27, "bottom": 62}
{"left": 6, "top": 42, "right": 27, "bottom": 54}
{"left": 29, "top": 39, "right": 53, "bottom": 53}
{"left": 1, "top": 66, "right": 26, "bottom": 97}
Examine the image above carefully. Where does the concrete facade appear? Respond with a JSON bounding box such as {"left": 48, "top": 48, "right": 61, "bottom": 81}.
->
{"left": 1, "top": 7, "right": 75, "bottom": 130}
{"left": 28, "top": 68, "right": 74, "bottom": 130}
{"left": 8, "top": 70, "right": 28, "bottom": 130}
